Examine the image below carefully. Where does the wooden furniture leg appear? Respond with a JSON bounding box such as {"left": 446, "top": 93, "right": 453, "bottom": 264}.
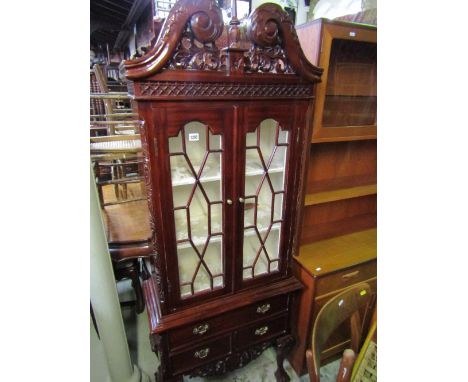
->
{"left": 129, "top": 264, "right": 145, "bottom": 314}
{"left": 114, "top": 259, "right": 145, "bottom": 314}
{"left": 275, "top": 334, "right": 295, "bottom": 382}
{"left": 336, "top": 349, "right": 355, "bottom": 382}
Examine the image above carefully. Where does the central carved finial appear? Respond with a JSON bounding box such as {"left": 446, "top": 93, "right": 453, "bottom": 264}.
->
{"left": 228, "top": 0, "right": 241, "bottom": 48}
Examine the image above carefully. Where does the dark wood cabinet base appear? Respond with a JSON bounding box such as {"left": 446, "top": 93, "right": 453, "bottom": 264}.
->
{"left": 145, "top": 277, "right": 302, "bottom": 382}
{"left": 154, "top": 336, "right": 295, "bottom": 381}
{"left": 190, "top": 340, "right": 272, "bottom": 378}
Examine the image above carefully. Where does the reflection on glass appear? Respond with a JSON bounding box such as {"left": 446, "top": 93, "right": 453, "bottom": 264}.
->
{"left": 323, "top": 39, "right": 377, "bottom": 127}
{"left": 168, "top": 121, "right": 224, "bottom": 298}
{"left": 243, "top": 119, "right": 288, "bottom": 280}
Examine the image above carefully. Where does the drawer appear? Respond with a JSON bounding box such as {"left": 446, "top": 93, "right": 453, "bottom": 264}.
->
{"left": 238, "top": 294, "right": 289, "bottom": 319}
{"left": 233, "top": 314, "right": 288, "bottom": 350}
{"left": 170, "top": 335, "right": 231, "bottom": 375}
{"left": 315, "top": 260, "right": 376, "bottom": 297}
{"left": 169, "top": 294, "right": 288, "bottom": 348}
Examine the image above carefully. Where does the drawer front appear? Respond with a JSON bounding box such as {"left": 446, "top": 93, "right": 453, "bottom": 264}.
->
{"left": 233, "top": 314, "right": 288, "bottom": 350}
{"left": 239, "top": 294, "right": 289, "bottom": 319}
{"left": 169, "top": 294, "right": 289, "bottom": 348}
{"left": 315, "top": 260, "right": 376, "bottom": 297}
{"left": 170, "top": 335, "right": 231, "bottom": 375}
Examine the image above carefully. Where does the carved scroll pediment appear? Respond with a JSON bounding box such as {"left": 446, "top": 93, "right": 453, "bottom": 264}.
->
{"left": 123, "top": 0, "right": 224, "bottom": 79}
{"left": 122, "top": 0, "right": 322, "bottom": 82}
{"left": 246, "top": 3, "right": 323, "bottom": 81}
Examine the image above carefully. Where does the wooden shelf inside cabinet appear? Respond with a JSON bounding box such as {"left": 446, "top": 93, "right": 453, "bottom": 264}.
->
{"left": 304, "top": 184, "right": 377, "bottom": 206}
{"left": 296, "top": 228, "right": 376, "bottom": 276}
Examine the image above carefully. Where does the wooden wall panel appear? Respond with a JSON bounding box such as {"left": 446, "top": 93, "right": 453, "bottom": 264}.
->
{"left": 306, "top": 140, "right": 377, "bottom": 194}
{"left": 300, "top": 195, "right": 376, "bottom": 244}
{"left": 296, "top": 21, "right": 322, "bottom": 66}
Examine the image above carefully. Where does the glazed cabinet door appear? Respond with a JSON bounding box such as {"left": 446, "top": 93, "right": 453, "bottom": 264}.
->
{"left": 160, "top": 104, "right": 235, "bottom": 307}
{"left": 236, "top": 103, "right": 302, "bottom": 288}
{"left": 312, "top": 23, "right": 376, "bottom": 142}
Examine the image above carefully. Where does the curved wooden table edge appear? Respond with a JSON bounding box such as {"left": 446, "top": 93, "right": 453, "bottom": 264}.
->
{"left": 108, "top": 239, "right": 152, "bottom": 262}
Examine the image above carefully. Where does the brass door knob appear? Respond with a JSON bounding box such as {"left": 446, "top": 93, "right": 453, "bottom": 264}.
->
{"left": 239, "top": 197, "right": 245, "bottom": 203}
{"left": 226, "top": 199, "right": 233, "bottom": 205}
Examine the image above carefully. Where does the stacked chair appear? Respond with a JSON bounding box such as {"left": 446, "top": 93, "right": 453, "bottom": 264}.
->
{"left": 90, "top": 63, "right": 150, "bottom": 313}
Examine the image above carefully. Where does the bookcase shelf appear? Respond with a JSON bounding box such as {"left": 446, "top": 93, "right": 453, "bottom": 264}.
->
{"left": 304, "top": 184, "right": 377, "bottom": 206}
{"left": 297, "top": 228, "right": 376, "bottom": 276}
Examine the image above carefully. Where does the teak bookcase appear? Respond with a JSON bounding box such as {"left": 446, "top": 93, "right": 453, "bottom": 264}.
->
{"left": 289, "top": 19, "right": 377, "bottom": 375}
{"left": 122, "top": 1, "right": 323, "bottom": 381}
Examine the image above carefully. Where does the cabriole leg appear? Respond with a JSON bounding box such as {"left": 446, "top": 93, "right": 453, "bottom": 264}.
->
{"left": 274, "top": 334, "right": 295, "bottom": 382}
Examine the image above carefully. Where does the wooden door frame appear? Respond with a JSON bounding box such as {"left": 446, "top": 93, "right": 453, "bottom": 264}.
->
{"left": 312, "top": 23, "right": 377, "bottom": 143}
{"left": 234, "top": 100, "right": 309, "bottom": 291}
{"left": 152, "top": 102, "right": 237, "bottom": 311}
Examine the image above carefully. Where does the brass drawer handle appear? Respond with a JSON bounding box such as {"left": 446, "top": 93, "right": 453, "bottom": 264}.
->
{"left": 194, "top": 347, "right": 210, "bottom": 359}
{"left": 256, "top": 303, "right": 271, "bottom": 314}
{"left": 342, "top": 270, "right": 360, "bottom": 280}
{"left": 255, "top": 326, "right": 269, "bottom": 336}
{"left": 193, "top": 323, "right": 209, "bottom": 335}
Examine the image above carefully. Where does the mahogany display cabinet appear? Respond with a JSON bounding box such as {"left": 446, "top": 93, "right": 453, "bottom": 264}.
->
{"left": 296, "top": 18, "right": 377, "bottom": 143}
{"left": 121, "top": 1, "right": 323, "bottom": 381}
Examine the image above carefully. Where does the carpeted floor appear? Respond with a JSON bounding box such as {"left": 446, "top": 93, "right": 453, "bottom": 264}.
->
{"left": 118, "top": 279, "right": 340, "bottom": 382}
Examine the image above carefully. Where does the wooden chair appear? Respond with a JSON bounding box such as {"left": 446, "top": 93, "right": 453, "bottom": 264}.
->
{"left": 306, "top": 283, "right": 372, "bottom": 382}
{"left": 90, "top": 134, "right": 144, "bottom": 205}
{"left": 90, "top": 89, "right": 148, "bottom": 313}
{"left": 91, "top": 64, "right": 137, "bottom": 134}
{"left": 91, "top": 134, "right": 148, "bottom": 314}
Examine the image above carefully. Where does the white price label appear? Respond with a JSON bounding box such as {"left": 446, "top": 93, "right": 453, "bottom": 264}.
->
{"left": 188, "top": 133, "right": 199, "bottom": 142}
{"left": 349, "top": 31, "right": 356, "bottom": 37}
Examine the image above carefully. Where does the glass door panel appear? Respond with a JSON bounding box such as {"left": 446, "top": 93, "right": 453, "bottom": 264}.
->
{"left": 323, "top": 39, "right": 377, "bottom": 128}
{"left": 242, "top": 119, "right": 289, "bottom": 280}
{"left": 168, "top": 121, "right": 225, "bottom": 298}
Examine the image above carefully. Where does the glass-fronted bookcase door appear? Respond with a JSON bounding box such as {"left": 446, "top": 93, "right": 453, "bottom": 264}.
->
{"left": 162, "top": 106, "right": 235, "bottom": 306}
{"left": 236, "top": 104, "right": 298, "bottom": 288}
{"left": 312, "top": 23, "right": 377, "bottom": 142}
